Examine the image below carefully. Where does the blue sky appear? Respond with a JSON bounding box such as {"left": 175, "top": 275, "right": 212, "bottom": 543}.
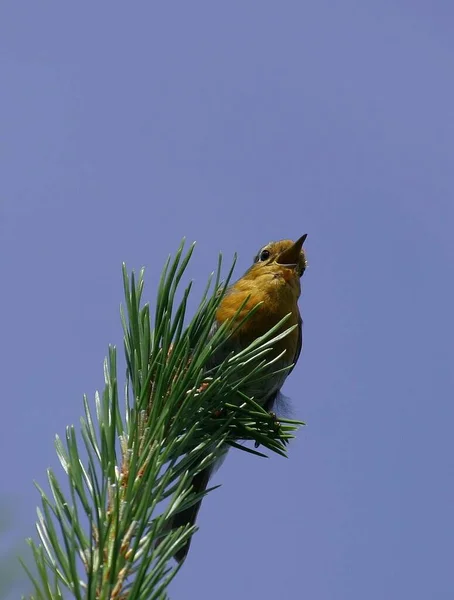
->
{"left": 1, "top": 2, "right": 453, "bottom": 599}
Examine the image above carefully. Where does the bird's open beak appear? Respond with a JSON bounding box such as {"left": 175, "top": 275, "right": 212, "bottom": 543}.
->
{"left": 276, "top": 234, "right": 307, "bottom": 268}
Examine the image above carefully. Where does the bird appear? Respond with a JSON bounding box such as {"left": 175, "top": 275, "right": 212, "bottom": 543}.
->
{"left": 171, "top": 235, "right": 308, "bottom": 563}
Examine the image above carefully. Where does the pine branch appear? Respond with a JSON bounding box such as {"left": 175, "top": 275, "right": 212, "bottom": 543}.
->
{"left": 21, "top": 240, "right": 304, "bottom": 599}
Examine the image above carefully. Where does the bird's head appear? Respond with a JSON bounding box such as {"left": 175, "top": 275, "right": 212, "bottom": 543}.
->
{"left": 250, "top": 235, "right": 308, "bottom": 280}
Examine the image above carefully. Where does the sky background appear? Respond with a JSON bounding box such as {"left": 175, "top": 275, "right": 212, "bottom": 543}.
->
{"left": 1, "top": 2, "right": 454, "bottom": 599}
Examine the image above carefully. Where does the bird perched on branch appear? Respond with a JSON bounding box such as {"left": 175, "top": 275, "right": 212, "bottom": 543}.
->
{"left": 172, "top": 235, "right": 308, "bottom": 563}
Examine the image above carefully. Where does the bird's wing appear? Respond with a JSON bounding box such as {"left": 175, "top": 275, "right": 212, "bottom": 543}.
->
{"left": 287, "top": 314, "right": 303, "bottom": 377}
{"left": 262, "top": 315, "right": 302, "bottom": 413}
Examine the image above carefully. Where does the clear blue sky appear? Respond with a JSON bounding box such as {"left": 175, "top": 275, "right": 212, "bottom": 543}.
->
{"left": 1, "top": 3, "right": 453, "bottom": 599}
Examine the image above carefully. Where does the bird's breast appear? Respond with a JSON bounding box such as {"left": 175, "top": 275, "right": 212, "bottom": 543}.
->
{"left": 216, "top": 272, "right": 300, "bottom": 363}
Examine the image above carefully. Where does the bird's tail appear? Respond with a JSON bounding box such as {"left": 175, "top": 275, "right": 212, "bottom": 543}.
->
{"left": 170, "top": 466, "right": 212, "bottom": 563}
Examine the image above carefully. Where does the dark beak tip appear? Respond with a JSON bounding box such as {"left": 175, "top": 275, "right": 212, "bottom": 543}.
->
{"left": 290, "top": 234, "right": 307, "bottom": 253}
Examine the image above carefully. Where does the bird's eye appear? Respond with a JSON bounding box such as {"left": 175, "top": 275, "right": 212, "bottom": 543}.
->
{"left": 259, "top": 249, "right": 270, "bottom": 261}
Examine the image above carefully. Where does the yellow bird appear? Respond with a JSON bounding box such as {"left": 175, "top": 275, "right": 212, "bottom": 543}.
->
{"left": 172, "top": 235, "right": 308, "bottom": 562}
